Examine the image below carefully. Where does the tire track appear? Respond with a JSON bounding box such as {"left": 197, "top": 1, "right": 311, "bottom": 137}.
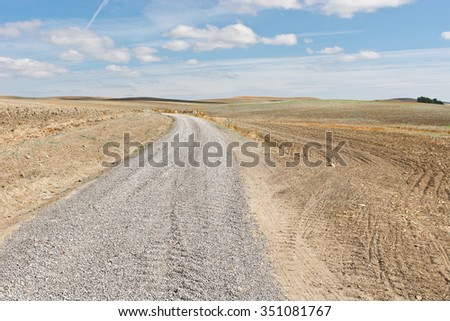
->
{"left": 0, "top": 115, "right": 282, "bottom": 301}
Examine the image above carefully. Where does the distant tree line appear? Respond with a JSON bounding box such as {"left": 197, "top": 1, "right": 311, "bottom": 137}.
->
{"left": 417, "top": 96, "right": 445, "bottom": 105}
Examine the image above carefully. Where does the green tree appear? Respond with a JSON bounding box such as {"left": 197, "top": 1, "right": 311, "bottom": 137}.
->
{"left": 417, "top": 96, "right": 444, "bottom": 105}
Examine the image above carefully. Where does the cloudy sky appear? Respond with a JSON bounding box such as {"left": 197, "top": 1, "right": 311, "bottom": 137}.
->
{"left": 0, "top": 0, "right": 449, "bottom": 100}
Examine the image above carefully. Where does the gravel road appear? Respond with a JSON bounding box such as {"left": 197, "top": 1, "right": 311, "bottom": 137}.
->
{"left": 0, "top": 115, "right": 283, "bottom": 300}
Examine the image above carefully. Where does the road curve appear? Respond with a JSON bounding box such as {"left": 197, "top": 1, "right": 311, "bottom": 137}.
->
{"left": 0, "top": 115, "right": 283, "bottom": 300}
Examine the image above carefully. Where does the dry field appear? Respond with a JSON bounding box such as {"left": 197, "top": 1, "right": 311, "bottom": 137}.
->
{"left": 1, "top": 96, "right": 449, "bottom": 301}
{"left": 0, "top": 97, "right": 172, "bottom": 242}
{"left": 196, "top": 99, "right": 450, "bottom": 300}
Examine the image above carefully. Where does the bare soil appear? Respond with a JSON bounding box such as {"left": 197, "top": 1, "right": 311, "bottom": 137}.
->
{"left": 199, "top": 99, "right": 450, "bottom": 300}
{"left": 2, "top": 96, "right": 449, "bottom": 300}
{"left": 0, "top": 98, "right": 172, "bottom": 243}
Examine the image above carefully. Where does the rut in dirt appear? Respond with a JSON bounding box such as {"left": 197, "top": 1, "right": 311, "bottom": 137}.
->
{"left": 0, "top": 115, "right": 283, "bottom": 300}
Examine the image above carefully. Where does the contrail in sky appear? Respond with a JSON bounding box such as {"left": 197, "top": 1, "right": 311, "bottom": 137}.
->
{"left": 86, "top": 0, "right": 110, "bottom": 29}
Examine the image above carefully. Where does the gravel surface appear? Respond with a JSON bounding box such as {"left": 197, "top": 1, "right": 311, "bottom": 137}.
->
{"left": 0, "top": 115, "right": 283, "bottom": 300}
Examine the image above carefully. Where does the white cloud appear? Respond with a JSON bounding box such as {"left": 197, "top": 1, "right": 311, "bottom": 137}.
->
{"left": 306, "top": 48, "right": 314, "bottom": 54}
{"left": 304, "top": 37, "right": 313, "bottom": 44}
{"left": 163, "top": 40, "right": 192, "bottom": 51}
{"left": 185, "top": 59, "right": 200, "bottom": 65}
{"left": 190, "top": 71, "right": 239, "bottom": 79}
{"left": 106, "top": 65, "right": 141, "bottom": 77}
{"left": 0, "top": 19, "right": 42, "bottom": 38}
{"left": 221, "top": 0, "right": 302, "bottom": 14}
{"left": 0, "top": 56, "right": 67, "bottom": 78}
{"left": 133, "top": 46, "right": 162, "bottom": 63}
{"left": 319, "top": 46, "right": 344, "bottom": 54}
{"left": 59, "top": 50, "right": 85, "bottom": 61}
{"left": 167, "top": 23, "right": 297, "bottom": 51}
{"left": 359, "top": 50, "right": 382, "bottom": 59}
{"left": 442, "top": 32, "right": 450, "bottom": 40}
{"left": 339, "top": 50, "right": 382, "bottom": 62}
{"left": 4, "top": 48, "right": 450, "bottom": 101}
{"left": 220, "top": 0, "right": 412, "bottom": 17}
{"left": 260, "top": 34, "right": 298, "bottom": 45}
{"left": 304, "top": 0, "right": 413, "bottom": 18}
{"left": 46, "top": 27, "right": 130, "bottom": 63}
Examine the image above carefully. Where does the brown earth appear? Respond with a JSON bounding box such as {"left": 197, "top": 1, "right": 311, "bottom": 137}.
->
{"left": 0, "top": 98, "right": 173, "bottom": 243}
{"left": 1, "top": 96, "right": 449, "bottom": 301}
{"left": 193, "top": 99, "right": 450, "bottom": 300}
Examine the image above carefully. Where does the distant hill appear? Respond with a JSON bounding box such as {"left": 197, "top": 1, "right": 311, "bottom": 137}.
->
{"left": 202, "top": 96, "right": 319, "bottom": 104}
{"left": 376, "top": 98, "right": 417, "bottom": 103}
{"left": 45, "top": 95, "right": 319, "bottom": 105}
{"left": 1, "top": 95, "right": 313, "bottom": 104}
{"left": 376, "top": 98, "right": 449, "bottom": 104}
{"left": 2, "top": 95, "right": 447, "bottom": 105}
{"left": 53, "top": 96, "right": 219, "bottom": 104}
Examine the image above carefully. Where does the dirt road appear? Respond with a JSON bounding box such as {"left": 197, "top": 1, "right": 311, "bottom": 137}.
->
{"left": 0, "top": 98, "right": 172, "bottom": 243}
{"left": 0, "top": 115, "right": 282, "bottom": 300}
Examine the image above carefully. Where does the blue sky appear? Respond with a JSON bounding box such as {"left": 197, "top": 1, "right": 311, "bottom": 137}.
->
{"left": 0, "top": 0, "right": 449, "bottom": 100}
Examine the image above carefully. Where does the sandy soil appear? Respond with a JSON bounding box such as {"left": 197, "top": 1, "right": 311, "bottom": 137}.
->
{"left": 200, "top": 99, "right": 450, "bottom": 300}
{"left": 0, "top": 98, "right": 172, "bottom": 243}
